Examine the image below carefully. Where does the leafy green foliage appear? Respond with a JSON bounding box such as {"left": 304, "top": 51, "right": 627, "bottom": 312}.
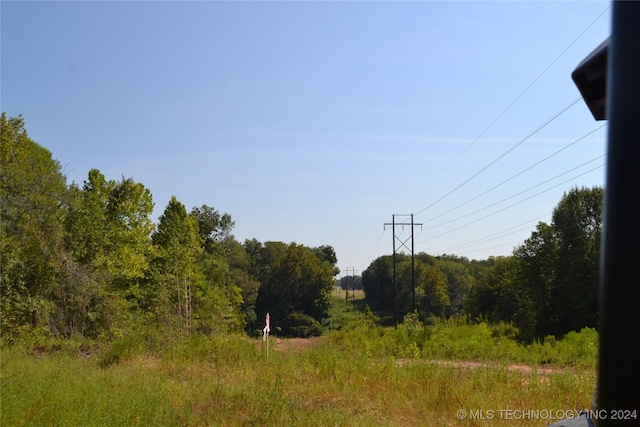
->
{"left": 510, "top": 187, "right": 603, "bottom": 341}
{"left": 363, "top": 254, "right": 456, "bottom": 322}
{"left": 1, "top": 113, "right": 68, "bottom": 341}
{"left": 328, "top": 314, "right": 597, "bottom": 368}
{"left": 151, "top": 196, "right": 204, "bottom": 336}
{"left": 362, "top": 187, "right": 603, "bottom": 343}
{"left": 251, "top": 242, "right": 337, "bottom": 337}
{"left": 361, "top": 255, "right": 395, "bottom": 312}
{"left": 1, "top": 335, "right": 595, "bottom": 427}
{"left": 0, "top": 113, "right": 604, "bottom": 364}
{"left": 190, "top": 204, "right": 234, "bottom": 253}
{"left": 1, "top": 115, "right": 250, "bottom": 342}
{"left": 62, "top": 169, "right": 155, "bottom": 338}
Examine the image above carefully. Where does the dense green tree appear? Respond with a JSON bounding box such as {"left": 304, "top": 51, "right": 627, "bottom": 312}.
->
{"left": 397, "top": 259, "right": 450, "bottom": 319}
{"left": 362, "top": 254, "right": 401, "bottom": 313}
{"left": 510, "top": 186, "right": 603, "bottom": 341}
{"left": 250, "top": 242, "right": 336, "bottom": 337}
{"left": 363, "top": 252, "right": 461, "bottom": 321}
{"left": 62, "top": 170, "right": 155, "bottom": 337}
{"left": 189, "top": 205, "right": 247, "bottom": 332}
{"left": 0, "top": 113, "right": 69, "bottom": 340}
{"left": 151, "top": 196, "right": 203, "bottom": 336}
{"left": 434, "top": 255, "right": 474, "bottom": 316}
{"left": 339, "top": 275, "right": 362, "bottom": 291}
{"left": 464, "top": 256, "right": 517, "bottom": 323}
{"left": 550, "top": 186, "right": 602, "bottom": 334}
{"left": 244, "top": 240, "right": 286, "bottom": 286}
{"left": 311, "top": 245, "right": 340, "bottom": 276}
{"left": 1, "top": 113, "right": 339, "bottom": 342}
{"left": 66, "top": 170, "right": 154, "bottom": 291}
{"left": 224, "top": 240, "right": 260, "bottom": 328}
{"left": 65, "top": 170, "right": 113, "bottom": 268}
{"left": 229, "top": 266, "right": 260, "bottom": 328}
{"left": 512, "top": 222, "right": 560, "bottom": 341}
{"left": 190, "top": 204, "right": 234, "bottom": 254}
{"left": 418, "top": 262, "right": 451, "bottom": 318}
{"left": 152, "top": 197, "right": 246, "bottom": 336}
{"left": 459, "top": 187, "right": 603, "bottom": 341}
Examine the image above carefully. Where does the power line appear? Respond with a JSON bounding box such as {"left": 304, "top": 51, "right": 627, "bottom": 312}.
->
{"left": 442, "top": 216, "right": 607, "bottom": 258}
{"left": 359, "top": 6, "right": 610, "bottom": 270}
{"left": 357, "top": 228, "right": 386, "bottom": 272}
{"left": 397, "top": 5, "right": 610, "bottom": 214}
{"left": 422, "top": 154, "right": 606, "bottom": 232}
{"left": 421, "top": 124, "right": 607, "bottom": 225}
{"left": 417, "top": 162, "right": 605, "bottom": 245}
{"left": 361, "top": 128, "right": 605, "bottom": 269}
{"left": 438, "top": 214, "right": 551, "bottom": 253}
{"left": 452, "top": 239, "right": 526, "bottom": 257}
{"left": 413, "top": 97, "right": 582, "bottom": 218}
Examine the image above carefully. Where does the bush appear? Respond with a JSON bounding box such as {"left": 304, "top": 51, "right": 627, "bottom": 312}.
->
{"left": 284, "top": 312, "right": 323, "bottom": 337}
{"left": 97, "top": 334, "right": 143, "bottom": 368}
{"left": 168, "top": 333, "right": 260, "bottom": 364}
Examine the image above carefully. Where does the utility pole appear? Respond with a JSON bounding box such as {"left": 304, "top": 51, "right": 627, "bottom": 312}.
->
{"left": 344, "top": 268, "right": 350, "bottom": 303}
{"left": 384, "top": 214, "right": 423, "bottom": 329}
{"left": 351, "top": 268, "right": 357, "bottom": 302}
{"left": 411, "top": 214, "right": 416, "bottom": 312}
{"left": 344, "top": 268, "right": 357, "bottom": 303}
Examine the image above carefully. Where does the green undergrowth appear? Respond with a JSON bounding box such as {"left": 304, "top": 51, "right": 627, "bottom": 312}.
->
{"left": 1, "top": 300, "right": 598, "bottom": 426}
{"left": 1, "top": 332, "right": 595, "bottom": 427}
{"left": 327, "top": 300, "right": 598, "bottom": 369}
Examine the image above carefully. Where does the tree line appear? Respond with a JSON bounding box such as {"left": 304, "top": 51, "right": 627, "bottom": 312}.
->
{"left": 0, "top": 113, "right": 338, "bottom": 343}
{"left": 362, "top": 186, "right": 603, "bottom": 342}
{"left": 1, "top": 113, "right": 603, "bottom": 344}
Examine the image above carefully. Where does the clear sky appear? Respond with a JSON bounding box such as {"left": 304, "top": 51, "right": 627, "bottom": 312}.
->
{"left": 1, "top": 1, "right": 610, "bottom": 276}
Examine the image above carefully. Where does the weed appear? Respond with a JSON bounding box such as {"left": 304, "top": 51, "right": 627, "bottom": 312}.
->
{"left": 1, "top": 316, "right": 597, "bottom": 426}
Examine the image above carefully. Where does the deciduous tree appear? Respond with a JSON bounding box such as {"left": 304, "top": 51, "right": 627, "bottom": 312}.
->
{"left": 1, "top": 113, "right": 68, "bottom": 339}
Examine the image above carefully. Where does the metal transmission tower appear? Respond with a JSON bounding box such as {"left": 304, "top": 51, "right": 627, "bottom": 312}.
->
{"left": 384, "top": 214, "right": 423, "bottom": 329}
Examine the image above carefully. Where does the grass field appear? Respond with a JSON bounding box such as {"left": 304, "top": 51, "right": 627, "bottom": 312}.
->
{"left": 1, "top": 300, "right": 597, "bottom": 426}
{"left": 332, "top": 286, "right": 366, "bottom": 301}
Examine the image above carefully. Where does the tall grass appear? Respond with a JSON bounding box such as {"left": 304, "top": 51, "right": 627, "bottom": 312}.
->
{"left": 326, "top": 302, "right": 597, "bottom": 369}
{"left": 1, "top": 302, "right": 597, "bottom": 426}
{"left": 2, "top": 336, "right": 595, "bottom": 426}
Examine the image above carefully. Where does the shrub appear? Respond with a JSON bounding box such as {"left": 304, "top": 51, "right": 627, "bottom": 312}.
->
{"left": 283, "top": 312, "right": 323, "bottom": 338}
{"left": 97, "top": 334, "right": 143, "bottom": 368}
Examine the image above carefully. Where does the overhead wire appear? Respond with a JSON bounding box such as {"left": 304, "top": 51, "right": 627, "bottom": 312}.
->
{"left": 422, "top": 154, "right": 606, "bottom": 231}
{"left": 357, "top": 221, "right": 413, "bottom": 271}
{"left": 397, "top": 5, "right": 610, "bottom": 214}
{"left": 452, "top": 240, "right": 526, "bottom": 257}
{"left": 414, "top": 96, "right": 583, "bottom": 217}
{"left": 417, "top": 162, "right": 605, "bottom": 245}
{"left": 421, "top": 123, "right": 607, "bottom": 225}
{"left": 447, "top": 221, "right": 606, "bottom": 258}
{"left": 414, "top": 123, "right": 606, "bottom": 252}
{"left": 439, "top": 213, "right": 551, "bottom": 253}
{"left": 357, "top": 5, "right": 610, "bottom": 269}
{"left": 357, "top": 227, "right": 386, "bottom": 272}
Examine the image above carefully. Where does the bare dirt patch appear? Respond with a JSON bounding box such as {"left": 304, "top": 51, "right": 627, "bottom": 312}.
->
{"left": 423, "top": 359, "right": 560, "bottom": 375}
{"left": 258, "top": 336, "right": 326, "bottom": 353}
{"left": 258, "top": 337, "right": 568, "bottom": 383}
{"left": 395, "top": 359, "right": 569, "bottom": 385}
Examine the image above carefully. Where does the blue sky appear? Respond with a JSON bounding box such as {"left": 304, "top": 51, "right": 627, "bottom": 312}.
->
{"left": 1, "top": 1, "right": 610, "bottom": 275}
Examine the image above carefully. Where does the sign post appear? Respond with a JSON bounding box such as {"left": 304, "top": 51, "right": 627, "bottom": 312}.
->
{"left": 263, "top": 312, "right": 270, "bottom": 360}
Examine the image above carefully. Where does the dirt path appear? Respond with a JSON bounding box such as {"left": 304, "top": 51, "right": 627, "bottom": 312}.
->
{"left": 416, "top": 359, "right": 562, "bottom": 376}
{"left": 261, "top": 336, "right": 569, "bottom": 377}
{"left": 259, "top": 336, "right": 326, "bottom": 353}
